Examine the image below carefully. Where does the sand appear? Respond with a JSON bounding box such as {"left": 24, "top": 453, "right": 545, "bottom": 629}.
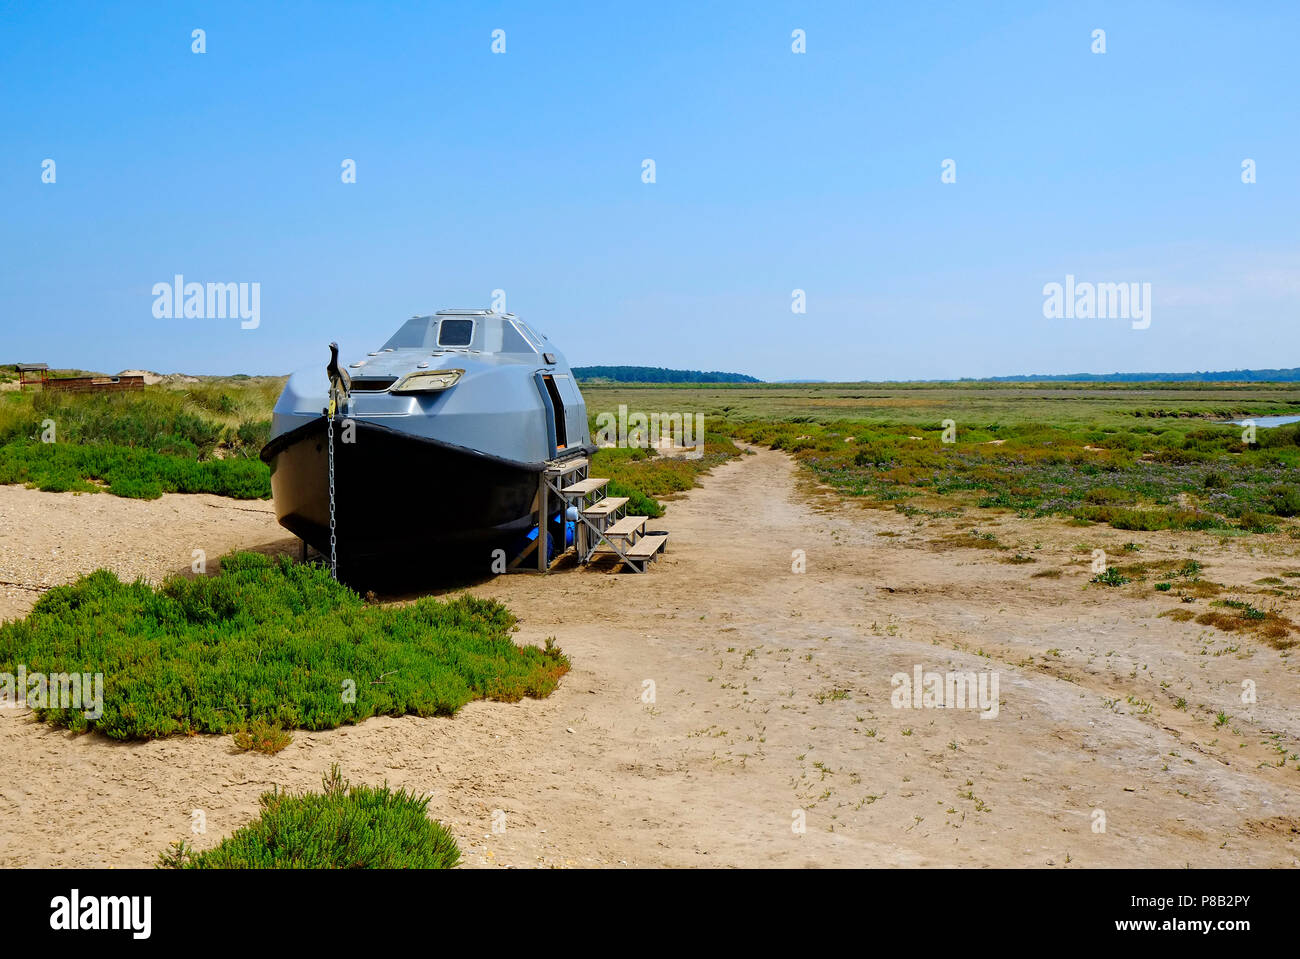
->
{"left": 1, "top": 447, "right": 1299, "bottom": 868}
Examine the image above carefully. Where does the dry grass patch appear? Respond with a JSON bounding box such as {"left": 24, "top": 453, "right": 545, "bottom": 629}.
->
{"left": 1194, "top": 600, "right": 1296, "bottom": 649}
{"left": 1176, "top": 579, "right": 1225, "bottom": 599}
{"left": 935, "top": 529, "right": 1005, "bottom": 551}
{"left": 233, "top": 719, "right": 293, "bottom": 755}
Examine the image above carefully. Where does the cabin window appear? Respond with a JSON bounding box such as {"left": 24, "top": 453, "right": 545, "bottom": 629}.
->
{"left": 519, "top": 321, "right": 546, "bottom": 344}
{"left": 437, "top": 319, "right": 474, "bottom": 347}
{"left": 501, "top": 323, "right": 536, "bottom": 353}
{"left": 510, "top": 321, "right": 541, "bottom": 351}
{"left": 383, "top": 317, "right": 433, "bottom": 350}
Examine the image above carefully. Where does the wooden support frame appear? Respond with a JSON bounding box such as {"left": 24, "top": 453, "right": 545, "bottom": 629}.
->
{"left": 537, "top": 470, "right": 549, "bottom": 572}
{"left": 505, "top": 454, "right": 667, "bottom": 574}
{"left": 507, "top": 456, "right": 589, "bottom": 573}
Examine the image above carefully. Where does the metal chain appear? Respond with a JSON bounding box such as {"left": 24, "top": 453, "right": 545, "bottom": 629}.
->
{"left": 327, "top": 392, "right": 338, "bottom": 581}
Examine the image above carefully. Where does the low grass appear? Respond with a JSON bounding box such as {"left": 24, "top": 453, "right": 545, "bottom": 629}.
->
{"left": 1154, "top": 586, "right": 1295, "bottom": 647}
{"left": 1175, "top": 579, "right": 1223, "bottom": 599}
{"left": 0, "top": 380, "right": 278, "bottom": 456}
{"left": 579, "top": 380, "right": 1300, "bottom": 537}
{"left": 158, "top": 765, "right": 461, "bottom": 869}
{"left": 1112, "top": 558, "right": 1203, "bottom": 581}
{"left": 580, "top": 381, "right": 1300, "bottom": 430}
{"left": 711, "top": 415, "right": 1300, "bottom": 536}
{"left": 1195, "top": 599, "right": 1295, "bottom": 648}
{"left": 0, "top": 551, "right": 569, "bottom": 739}
{"left": 588, "top": 430, "right": 742, "bottom": 517}
{"left": 0, "top": 440, "right": 270, "bottom": 498}
{"left": 939, "top": 528, "right": 1004, "bottom": 549}
{"left": 0, "top": 380, "right": 277, "bottom": 499}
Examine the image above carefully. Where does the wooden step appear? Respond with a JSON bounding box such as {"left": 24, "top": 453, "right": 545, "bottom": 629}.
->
{"left": 624, "top": 533, "right": 667, "bottom": 560}
{"left": 546, "top": 457, "right": 587, "bottom": 475}
{"left": 604, "top": 515, "right": 648, "bottom": 539}
{"left": 561, "top": 477, "right": 608, "bottom": 497}
{"left": 582, "top": 496, "right": 628, "bottom": 518}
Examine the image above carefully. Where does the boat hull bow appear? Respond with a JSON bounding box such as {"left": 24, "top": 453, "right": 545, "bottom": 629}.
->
{"left": 261, "top": 417, "right": 555, "bottom": 562}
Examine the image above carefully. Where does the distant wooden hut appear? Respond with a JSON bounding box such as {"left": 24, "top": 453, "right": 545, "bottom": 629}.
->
{"left": 16, "top": 363, "right": 48, "bottom": 389}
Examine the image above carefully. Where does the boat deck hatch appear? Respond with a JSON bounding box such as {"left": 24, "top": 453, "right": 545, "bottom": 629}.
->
{"left": 350, "top": 377, "right": 399, "bottom": 392}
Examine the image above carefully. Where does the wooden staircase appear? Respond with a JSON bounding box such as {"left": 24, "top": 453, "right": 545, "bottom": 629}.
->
{"left": 517, "top": 456, "right": 667, "bottom": 573}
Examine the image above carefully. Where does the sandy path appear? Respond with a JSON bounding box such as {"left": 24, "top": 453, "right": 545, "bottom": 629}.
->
{"left": 2, "top": 449, "right": 1299, "bottom": 868}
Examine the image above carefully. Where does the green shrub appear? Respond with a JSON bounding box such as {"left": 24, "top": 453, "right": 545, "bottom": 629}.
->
{"left": 0, "top": 385, "right": 285, "bottom": 498}
{"left": 0, "top": 441, "right": 270, "bottom": 499}
{"left": 607, "top": 481, "right": 663, "bottom": 518}
{"left": 1084, "top": 486, "right": 1136, "bottom": 505}
{"left": 232, "top": 719, "right": 294, "bottom": 755}
{"left": 0, "top": 551, "right": 569, "bottom": 740}
{"left": 1073, "top": 505, "right": 1221, "bottom": 532}
{"left": 107, "top": 472, "right": 164, "bottom": 499}
{"left": 158, "top": 765, "right": 460, "bottom": 869}
{"left": 234, "top": 419, "right": 271, "bottom": 452}
{"left": 1258, "top": 423, "right": 1300, "bottom": 449}
{"left": 1090, "top": 567, "right": 1130, "bottom": 587}
{"left": 1238, "top": 511, "right": 1277, "bottom": 533}
{"left": 720, "top": 415, "right": 1295, "bottom": 535}
{"left": 588, "top": 431, "right": 742, "bottom": 518}
{"left": 1267, "top": 485, "right": 1300, "bottom": 518}
{"left": 24, "top": 392, "right": 226, "bottom": 455}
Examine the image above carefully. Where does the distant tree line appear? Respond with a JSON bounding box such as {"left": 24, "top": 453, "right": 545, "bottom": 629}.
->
{"left": 574, "top": 366, "right": 761, "bottom": 383}
{"left": 979, "top": 368, "right": 1300, "bottom": 383}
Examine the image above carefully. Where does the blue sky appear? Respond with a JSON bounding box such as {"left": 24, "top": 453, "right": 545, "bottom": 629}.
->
{"left": 1, "top": 1, "right": 1296, "bottom": 380}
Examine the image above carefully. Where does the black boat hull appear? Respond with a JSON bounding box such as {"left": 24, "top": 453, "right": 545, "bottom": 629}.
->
{"left": 262, "top": 418, "right": 548, "bottom": 566}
